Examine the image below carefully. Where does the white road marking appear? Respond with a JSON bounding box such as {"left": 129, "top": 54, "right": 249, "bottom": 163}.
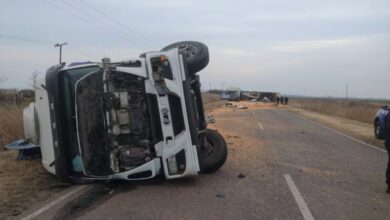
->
{"left": 21, "top": 185, "right": 88, "bottom": 220}
{"left": 293, "top": 114, "right": 386, "bottom": 153}
{"left": 284, "top": 174, "right": 315, "bottom": 220}
{"left": 257, "top": 122, "right": 264, "bottom": 130}
{"left": 252, "top": 111, "right": 255, "bottom": 115}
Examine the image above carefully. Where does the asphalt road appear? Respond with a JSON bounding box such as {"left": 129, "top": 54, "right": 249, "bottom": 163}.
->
{"left": 24, "top": 108, "right": 390, "bottom": 220}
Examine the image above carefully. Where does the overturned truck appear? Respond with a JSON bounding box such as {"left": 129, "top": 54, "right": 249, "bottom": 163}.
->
{"left": 23, "top": 41, "right": 228, "bottom": 182}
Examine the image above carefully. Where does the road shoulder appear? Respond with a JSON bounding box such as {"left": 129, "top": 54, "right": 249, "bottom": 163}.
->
{"left": 287, "top": 107, "right": 384, "bottom": 149}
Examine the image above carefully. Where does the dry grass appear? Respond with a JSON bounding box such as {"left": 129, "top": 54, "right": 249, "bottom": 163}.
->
{"left": 0, "top": 104, "right": 24, "bottom": 148}
{"left": 0, "top": 104, "right": 61, "bottom": 218}
{"left": 290, "top": 98, "right": 388, "bottom": 124}
{"left": 0, "top": 151, "right": 60, "bottom": 217}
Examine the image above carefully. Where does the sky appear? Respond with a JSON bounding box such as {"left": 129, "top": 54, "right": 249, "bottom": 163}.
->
{"left": 0, "top": 0, "right": 389, "bottom": 98}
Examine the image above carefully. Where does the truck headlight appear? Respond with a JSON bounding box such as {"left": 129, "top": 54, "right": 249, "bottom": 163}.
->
{"left": 167, "top": 155, "right": 178, "bottom": 175}
{"left": 166, "top": 150, "right": 186, "bottom": 175}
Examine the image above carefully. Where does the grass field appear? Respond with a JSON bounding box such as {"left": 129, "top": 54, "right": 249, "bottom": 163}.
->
{"left": 290, "top": 98, "right": 389, "bottom": 124}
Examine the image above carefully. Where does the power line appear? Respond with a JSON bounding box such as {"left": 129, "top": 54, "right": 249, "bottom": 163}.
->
{"left": 57, "top": 0, "right": 152, "bottom": 49}
{"left": 0, "top": 34, "right": 53, "bottom": 44}
{"left": 78, "top": 0, "right": 160, "bottom": 48}
{"left": 0, "top": 33, "right": 98, "bottom": 60}
{"left": 41, "top": 0, "right": 144, "bottom": 50}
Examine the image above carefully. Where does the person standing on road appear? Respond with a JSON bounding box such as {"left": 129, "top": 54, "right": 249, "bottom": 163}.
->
{"left": 276, "top": 96, "right": 280, "bottom": 104}
{"left": 285, "top": 97, "right": 289, "bottom": 105}
{"left": 385, "top": 112, "right": 390, "bottom": 193}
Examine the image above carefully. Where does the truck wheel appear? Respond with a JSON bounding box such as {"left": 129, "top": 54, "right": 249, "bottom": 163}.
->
{"left": 374, "top": 119, "right": 385, "bottom": 139}
{"left": 198, "top": 129, "right": 227, "bottom": 174}
{"left": 161, "top": 41, "right": 209, "bottom": 74}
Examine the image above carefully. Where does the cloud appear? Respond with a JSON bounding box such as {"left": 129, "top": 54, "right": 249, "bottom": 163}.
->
{"left": 217, "top": 48, "right": 256, "bottom": 56}
{"left": 268, "top": 37, "right": 366, "bottom": 52}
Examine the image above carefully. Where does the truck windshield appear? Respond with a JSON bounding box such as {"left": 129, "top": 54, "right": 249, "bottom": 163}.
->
{"left": 59, "top": 66, "right": 100, "bottom": 172}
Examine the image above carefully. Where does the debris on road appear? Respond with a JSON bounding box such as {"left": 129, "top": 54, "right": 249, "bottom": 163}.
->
{"left": 216, "top": 193, "right": 226, "bottom": 198}
{"left": 222, "top": 102, "right": 248, "bottom": 110}
{"left": 4, "top": 139, "right": 41, "bottom": 160}
{"left": 236, "top": 105, "right": 248, "bottom": 109}
{"left": 223, "top": 102, "right": 234, "bottom": 108}
{"left": 226, "top": 135, "right": 241, "bottom": 139}
{"left": 238, "top": 173, "right": 246, "bottom": 179}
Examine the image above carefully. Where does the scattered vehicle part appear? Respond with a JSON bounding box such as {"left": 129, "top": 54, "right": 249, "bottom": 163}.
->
{"left": 216, "top": 193, "right": 226, "bottom": 198}
{"left": 224, "top": 103, "right": 234, "bottom": 108}
{"left": 238, "top": 173, "right": 246, "bottom": 178}
{"left": 374, "top": 106, "right": 389, "bottom": 139}
{"left": 261, "top": 97, "right": 271, "bottom": 102}
{"left": 22, "top": 41, "right": 227, "bottom": 182}
{"left": 236, "top": 105, "right": 248, "bottom": 109}
{"left": 223, "top": 102, "right": 248, "bottom": 110}
{"left": 4, "top": 139, "right": 41, "bottom": 160}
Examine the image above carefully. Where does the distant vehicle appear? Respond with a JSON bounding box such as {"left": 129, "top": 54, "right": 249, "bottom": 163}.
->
{"left": 374, "top": 106, "right": 389, "bottom": 139}
{"left": 221, "top": 87, "right": 241, "bottom": 101}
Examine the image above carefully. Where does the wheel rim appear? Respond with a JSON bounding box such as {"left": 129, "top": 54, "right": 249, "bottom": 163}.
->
{"left": 177, "top": 44, "right": 198, "bottom": 58}
{"left": 376, "top": 124, "right": 380, "bottom": 135}
{"left": 199, "top": 138, "right": 214, "bottom": 158}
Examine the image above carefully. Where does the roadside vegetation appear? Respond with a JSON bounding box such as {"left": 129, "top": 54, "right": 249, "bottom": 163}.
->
{"left": 290, "top": 98, "right": 389, "bottom": 124}
{"left": 0, "top": 104, "right": 24, "bottom": 147}
{"left": 289, "top": 98, "right": 390, "bottom": 148}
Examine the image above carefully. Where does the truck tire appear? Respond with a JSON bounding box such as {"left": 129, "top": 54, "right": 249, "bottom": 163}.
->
{"left": 198, "top": 129, "right": 227, "bottom": 174}
{"left": 374, "top": 119, "right": 385, "bottom": 139}
{"left": 161, "top": 41, "right": 209, "bottom": 74}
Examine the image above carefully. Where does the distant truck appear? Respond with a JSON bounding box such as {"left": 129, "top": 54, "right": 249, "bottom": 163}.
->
{"left": 221, "top": 87, "right": 241, "bottom": 101}
{"left": 374, "top": 106, "right": 389, "bottom": 139}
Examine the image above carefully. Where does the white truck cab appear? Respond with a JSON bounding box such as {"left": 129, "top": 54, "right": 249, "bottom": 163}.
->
{"left": 23, "top": 42, "right": 227, "bottom": 182}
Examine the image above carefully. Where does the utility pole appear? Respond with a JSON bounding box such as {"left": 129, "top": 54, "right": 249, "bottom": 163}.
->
{"left": 346, "top": 83, "right": 349, "bottom": 100}
{"left": 54, "top": 42, "right": 68, "bottom": 64}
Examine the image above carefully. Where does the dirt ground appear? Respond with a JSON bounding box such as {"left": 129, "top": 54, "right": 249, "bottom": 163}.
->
{"left": 0, "top": 151, "right": 63, "bottom": 218}
{"left": 0, "top": 103, "right": 65, "bottom": 218}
